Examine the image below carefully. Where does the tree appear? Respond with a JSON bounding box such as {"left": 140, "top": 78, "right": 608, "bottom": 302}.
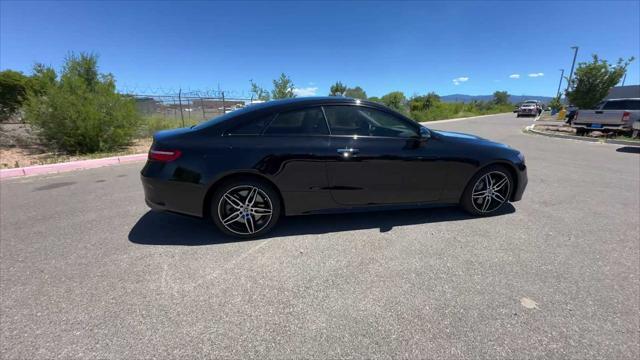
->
{"left": 548, "top": 97, "right": 562, "bottom": 112}
{"left": 0, "top": 70, "right": 29, "bottom": 119}
{"left": 28, "top": 63, "right": 57, "bottom": 96}
{"left": 271, "top": 73, "right": 295, "bottom": 99}
{"left": 368, "top": 96, "right": 381, "bottom": 103}
{"left": 381, "top": 91, "right": 406, "bottom": 111}
{"left": 24, "top": 52, "right": 141, "bottom": 153}
{"left": 409, "top": 91, "right": 440, "bottom": 112}
{"left": 493, "top": 91, "right": 510, "bottom": 105}
{"left": 344, "top": 86, "right": 367, "bottom": 99}
{"left": 566, "top": 54, "right": 634, "bottom": 108}
{"left": 249, "top": 80, "right": 270, "bottom": 101}
{"left": 329, "top": 81, "right": 347, "bottom": 96}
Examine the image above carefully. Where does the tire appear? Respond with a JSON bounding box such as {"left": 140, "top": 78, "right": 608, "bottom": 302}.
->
{"left": 211, "top": 178, "right": 281, "bottom": 238}
{"left": 516, "top": 114, "right": 520, "bottom": 118}
{"left": 460, "top": 165, "right": 513, "bottom": 216}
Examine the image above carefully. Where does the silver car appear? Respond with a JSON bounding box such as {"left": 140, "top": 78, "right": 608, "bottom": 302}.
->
{"left": 516, "top": 100, "right": 541, "bottom": 117}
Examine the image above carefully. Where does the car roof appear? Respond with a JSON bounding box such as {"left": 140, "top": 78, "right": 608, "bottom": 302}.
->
{"left": 245, "top": 96, "right": 373, "bottom": 110}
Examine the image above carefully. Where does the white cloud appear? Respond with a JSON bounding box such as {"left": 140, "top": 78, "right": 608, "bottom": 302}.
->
{"left": 293, "top": 87, "right": 318, "bottom": 97}
{"left": 452, "top": 76, "right": 469, "bottom": 85}
{"left": 528, "top": 72, "right": 544, "bottom": 77}
{"left": 509, "top": 74, "right": 520, "bottom": 79}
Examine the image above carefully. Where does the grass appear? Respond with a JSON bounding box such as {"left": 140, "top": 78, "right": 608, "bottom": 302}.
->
{"left": 137, "top": 115, "right": 200, "bottom": 138}
{"left": 409, "top": 103, "right": 513, "bottom": 122}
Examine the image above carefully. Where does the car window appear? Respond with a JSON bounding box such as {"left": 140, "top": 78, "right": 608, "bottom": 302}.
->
{"left": 323, "top": 106, "right": 418, "bottom": 138}
{"left": 603, "top": 100, "right": 640, "bottom": 110}
{"left": 602, "top": 101, "right": 623, "bottom": 110}
{"left": 226, "top": 114, "right": 273, "bottom": 135}
{"left": 263, "top": 107, "right": 328, "bottom": 135}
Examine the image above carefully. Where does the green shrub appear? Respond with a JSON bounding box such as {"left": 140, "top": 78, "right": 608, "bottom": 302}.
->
{"left": 0, "top": 70, "right": 29, "bottom": 120}
{"left": 24, "top": 53, "right": 141, "bottom": 153}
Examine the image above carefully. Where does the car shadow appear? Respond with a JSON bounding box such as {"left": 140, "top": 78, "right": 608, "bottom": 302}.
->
{"left": 616, "top": 146, "right": 640, "bottom": 154}
{"left": 128, "top": 204, "right": 515, "bottom": 246}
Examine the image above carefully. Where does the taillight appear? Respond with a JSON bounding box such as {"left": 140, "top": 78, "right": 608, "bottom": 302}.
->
{"left": 622, "top": 111, "right": 630, "bottom": 122}
{"left": 148, "top": 149, "right": 182, "bottom": 162}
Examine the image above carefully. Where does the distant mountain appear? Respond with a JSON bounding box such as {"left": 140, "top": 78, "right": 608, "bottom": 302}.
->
{"left": 440, "top": 94, "right": 554, "bottom": 104}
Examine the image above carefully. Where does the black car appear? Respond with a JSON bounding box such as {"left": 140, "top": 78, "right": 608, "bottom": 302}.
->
{"left": 141, "top": 97, "right": 527, "bottom": 238}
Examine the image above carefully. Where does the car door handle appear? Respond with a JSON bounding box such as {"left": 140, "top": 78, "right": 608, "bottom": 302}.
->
{"left": 337, "top": 148, "right": 359, "bottom": 154}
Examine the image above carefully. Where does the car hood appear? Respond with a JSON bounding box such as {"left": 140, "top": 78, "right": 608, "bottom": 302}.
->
{"left": 434, "top": 130, "right": 511, "bottom": 148}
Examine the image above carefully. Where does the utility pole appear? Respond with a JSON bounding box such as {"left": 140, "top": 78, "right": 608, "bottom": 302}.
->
{"left": 556, "top": 69, "right": 565, "bottom": 98}
{"left": 622, "top": 73, "right": 627, "bottom": 86}
{"left": 565, "top": 46, "right": 579, "bottom": 94}
{"left": 178, "top": 88, "right": 184, "bottom": 127}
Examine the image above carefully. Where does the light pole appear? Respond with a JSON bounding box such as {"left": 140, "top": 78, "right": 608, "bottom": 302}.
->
{"left": 556, "top": 69, "right": 565, "bottom": 99}
{"left": 565, "top": 46, "right": 579, "bottom": 93}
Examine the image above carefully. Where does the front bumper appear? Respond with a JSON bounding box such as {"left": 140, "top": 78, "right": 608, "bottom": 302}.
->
{"left": 511, "top": 164, "right": 528, "bottom": 202}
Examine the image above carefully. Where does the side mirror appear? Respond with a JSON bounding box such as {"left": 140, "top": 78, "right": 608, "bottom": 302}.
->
{"left": 419, "top": 126, "right": 431, "bottom": 139}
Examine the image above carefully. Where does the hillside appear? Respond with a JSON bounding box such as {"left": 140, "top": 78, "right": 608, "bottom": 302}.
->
{"left": 441, "top": 94, "right": 554, "bottom": 104}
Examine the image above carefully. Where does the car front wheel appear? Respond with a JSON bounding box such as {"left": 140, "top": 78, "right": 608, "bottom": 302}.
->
{"left": 211, "top": 179, "right": 281, "bottom": 238}
{"left": 460, "top": 165, "right": 513, "bottom": 216}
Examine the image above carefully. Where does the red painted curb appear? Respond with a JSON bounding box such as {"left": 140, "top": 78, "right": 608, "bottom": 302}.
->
{"left": 0, "top": 153, "right": 148, "bottom": 180}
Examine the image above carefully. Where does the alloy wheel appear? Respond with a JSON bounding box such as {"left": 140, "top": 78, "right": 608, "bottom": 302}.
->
{"left": 217, "top": 185, "right": 273, "bottom": 235}
{"left": 471, "top": 171, "right": 511, "bottom": 214}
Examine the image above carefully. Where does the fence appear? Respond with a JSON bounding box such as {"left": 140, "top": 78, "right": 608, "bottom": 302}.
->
{"left": 129, "top": 92, "right": 257, "bottom": 127}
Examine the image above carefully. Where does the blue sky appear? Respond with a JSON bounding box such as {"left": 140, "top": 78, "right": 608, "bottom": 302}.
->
{"left": 1, "top": 0, "right": 639, "bottom": 98}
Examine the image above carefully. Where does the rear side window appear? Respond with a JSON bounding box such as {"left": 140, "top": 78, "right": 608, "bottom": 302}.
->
{"left": 602, "top": 100, "right": 640, "bottom": 110}
{"left": 264, "top": 107, "right": 329, "bottom": 135}
{"left": 226, "top": 115, "right": 273, "bottom": 135}
{"left": 323, "top": 106, "right": 418, "bottom": 138}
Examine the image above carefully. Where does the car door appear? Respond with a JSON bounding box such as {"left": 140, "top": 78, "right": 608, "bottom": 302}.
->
{"left": 323, "top": 105, "right": 446, "bottom": 206}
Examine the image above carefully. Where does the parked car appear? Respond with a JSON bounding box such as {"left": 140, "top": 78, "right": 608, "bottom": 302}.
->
{"left": 571, "top": 98, "right": 640, "bottom": 134}
{"left": 141, "top": 97, "right": 527, "bottom": 238}
{"left": 517, "top": 100, "right": 542, "bottom": 117}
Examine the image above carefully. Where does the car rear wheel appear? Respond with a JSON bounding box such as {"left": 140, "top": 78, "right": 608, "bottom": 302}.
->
{"left": 460, "top": 165, "right": 513, "bottom": 216}
{"left": 211, "top": 179, "right": 281, "bottom": 238}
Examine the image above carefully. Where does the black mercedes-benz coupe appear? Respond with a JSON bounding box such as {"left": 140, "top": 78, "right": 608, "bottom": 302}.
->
{"left": 141, "top": 97, "right": 527, "bottom": 238}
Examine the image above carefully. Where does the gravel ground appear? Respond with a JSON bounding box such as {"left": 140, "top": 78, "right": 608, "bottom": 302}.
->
{"left": 1, "top": 113, "right": 638, "bottom": 359}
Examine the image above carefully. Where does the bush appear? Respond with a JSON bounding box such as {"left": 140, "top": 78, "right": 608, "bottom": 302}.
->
{"left": 0, "top": 70, "right": 29, "bottom": 120}
{"left": 548, "top": 97, "right": 562, "bottom": 112}
{"left": 24, "top": 53, "right": 141, "bottom": 153}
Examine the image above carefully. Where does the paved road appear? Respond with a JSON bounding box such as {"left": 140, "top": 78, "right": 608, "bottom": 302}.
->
{"left": 1, "top": 113, "right": 638, "bottom": 359}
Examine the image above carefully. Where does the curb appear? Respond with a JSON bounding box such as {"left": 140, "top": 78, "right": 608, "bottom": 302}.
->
{"left": 0, "top": 153, "right": 147, "bottom": 180}
{"left": 524, "top": 126, "right": 640, "bottom": 146}
{"left": 420, "top": 112, "right": 512, "bottom": 126}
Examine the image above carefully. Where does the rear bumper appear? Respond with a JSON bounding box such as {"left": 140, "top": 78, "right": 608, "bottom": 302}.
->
{"left": 572, "top": 123, "right": 631, "bottom": 131}
{"left": 141, "top": 173, "right": 205, "bottom": 217}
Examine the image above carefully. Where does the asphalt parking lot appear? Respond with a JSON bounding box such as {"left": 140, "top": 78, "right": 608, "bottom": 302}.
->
{"left": 1, "top": 113, "right": 639, "bottom": 359}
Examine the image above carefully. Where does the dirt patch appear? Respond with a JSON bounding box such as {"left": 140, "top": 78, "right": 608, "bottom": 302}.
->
{"left": 0, "top": 123, "right": 152, "bottom": 169}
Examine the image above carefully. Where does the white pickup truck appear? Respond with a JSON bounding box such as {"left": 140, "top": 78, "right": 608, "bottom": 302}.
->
{"left": 572, "top": 98, "right": 640, "bottom": 134}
